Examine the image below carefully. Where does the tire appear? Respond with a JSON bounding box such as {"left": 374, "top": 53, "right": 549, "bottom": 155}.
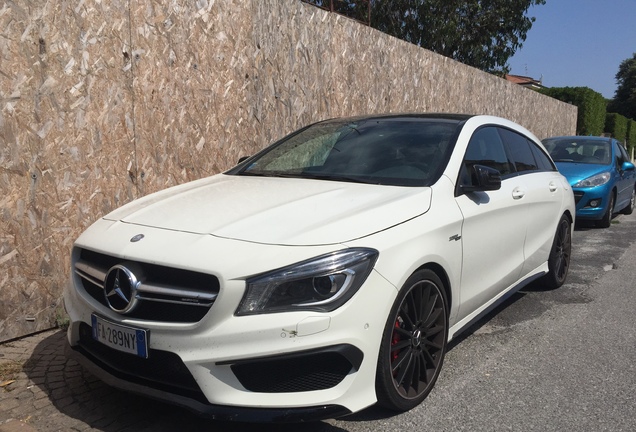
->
{"left": 542, "top": 214, "right": 572, "bottom": 289}
{"left": 376, "top": 269, "right": 448, "bottom": 412}
{"left": 596, "top": 192, "right": 615, "bottom": 228}
{"left": 620, "top": 186, "right": 635, "bottom": 215}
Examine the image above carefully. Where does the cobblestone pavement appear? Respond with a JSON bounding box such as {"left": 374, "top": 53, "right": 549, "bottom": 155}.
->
{"left": 0, "top": 330, "right": 276, "bottom": 432}
{"left": 1, "top": 330, "right": 339, "bottom": 432}
{"left": 0, "top": 330, "right": 72, "bottom": 432}
{"left": 0, "top": 329, "right": 153, "bottom": 432}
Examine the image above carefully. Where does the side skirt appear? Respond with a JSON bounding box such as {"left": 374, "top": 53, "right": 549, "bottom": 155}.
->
{"left": 447, "top": 264, "right": 548, "bottom": 341}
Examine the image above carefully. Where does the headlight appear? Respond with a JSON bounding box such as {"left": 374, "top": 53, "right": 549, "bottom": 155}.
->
{"left": 573, "top": 172, "right": 610, "bottom": 188}
{"left": 236, "top": 248, "right": 379, "bottom": 315}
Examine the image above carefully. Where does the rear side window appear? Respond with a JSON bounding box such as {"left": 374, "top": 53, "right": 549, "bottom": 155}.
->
{"left": 499, "top": 128, "right": 538, "bottom": 173}
{"left": 529, "top": 141, "right": 557, "bottom": 171}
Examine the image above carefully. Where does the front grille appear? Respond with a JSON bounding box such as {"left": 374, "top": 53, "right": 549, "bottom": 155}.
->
{"left": 76, "top": 322, "right": 207, "bottom": 402}
{"left": 75, "top": 248, "right": 220, "bottom": 323}
{"left": 229, "top": 345, "right": 363, "bottom": 393}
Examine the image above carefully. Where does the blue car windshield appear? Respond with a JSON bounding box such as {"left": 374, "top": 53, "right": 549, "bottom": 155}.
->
{"left": 544, "top": 138, "right": 611, "bottom": 165}
{"left": 233, "top": 117, "right": 462, "bottom": 186}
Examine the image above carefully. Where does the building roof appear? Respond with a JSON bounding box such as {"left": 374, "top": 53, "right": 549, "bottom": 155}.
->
{"left": 504, "top": 74, "right": 545, "bottom": 90}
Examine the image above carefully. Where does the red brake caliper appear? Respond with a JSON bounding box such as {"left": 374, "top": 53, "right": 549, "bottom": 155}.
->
{"left": 391, "top": 318, "right": 401, "bottom": 363}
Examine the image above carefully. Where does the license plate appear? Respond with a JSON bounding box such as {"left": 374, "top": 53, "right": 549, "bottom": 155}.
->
{"left": 91, "top": 314, "right": 148, "bottom": 358}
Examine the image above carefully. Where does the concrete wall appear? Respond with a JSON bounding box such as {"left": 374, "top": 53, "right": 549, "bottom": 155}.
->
{"left": 0, "top": 0, "right": 577, "bottom": 341}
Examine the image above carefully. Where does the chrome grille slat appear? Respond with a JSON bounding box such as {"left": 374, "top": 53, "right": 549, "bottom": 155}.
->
{"left": 75, "top": 268, "right": 105, "bottom": 289}
{"left": 136, "top": 294, "right": 214, "bottom": 307}
{"left": 74, "top": 248, "right": 220, "bottom": 323}
{"left": 137, "top": 282, "right": 217, "bottom": 307}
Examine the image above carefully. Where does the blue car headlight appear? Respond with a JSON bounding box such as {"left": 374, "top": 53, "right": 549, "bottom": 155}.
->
{"left": 236, "top": 248, "right": 378, "bottom": 315}
{"left": 573, "top": 172, "right": 611, "bottom": 188}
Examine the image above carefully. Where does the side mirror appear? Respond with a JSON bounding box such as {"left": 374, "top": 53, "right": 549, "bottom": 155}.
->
{"left": 622, "top": 161, "right": 635, "bottom": 171}
{"left": 238, "top": 156, "right": 250, "bottom": 164}
{"left": 459, "top": 164, "right": 502, "bottom": 194}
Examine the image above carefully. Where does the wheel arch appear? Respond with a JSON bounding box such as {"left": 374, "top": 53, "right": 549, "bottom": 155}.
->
{"left": 414, "top": 262, "right": 452, "bottom": 314}
{"left": 374, "top": 263, "right": 450, "bottom": 412}
{"left": 609, "top": 186, "right": 618, "bottom": 214}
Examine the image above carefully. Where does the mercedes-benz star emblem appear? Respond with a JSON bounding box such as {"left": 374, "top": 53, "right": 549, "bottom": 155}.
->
{"left": 104, "top": 265, "right": 140, "bottom": 314}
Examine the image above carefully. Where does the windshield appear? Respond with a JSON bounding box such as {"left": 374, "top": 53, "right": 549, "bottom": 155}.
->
{"left": 544, "top": 138, "right": 611, "bottom": 165}
{"left": 231, "top": 117, "right": 462, "bottom": 186}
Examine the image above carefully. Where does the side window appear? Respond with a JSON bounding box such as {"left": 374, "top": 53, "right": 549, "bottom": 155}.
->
{"left": 499, "top": 128, "right": 538, "bottom": 173}
{"left": 460, "top": 126, "right": 512, "bottom": 186}
{"left": 614, "top": 142, "right": 627, "bottom": 166}
{"left": 618, "top": 142, "right": 631, "bottom": 163}
{"left": 529, "top": 140, "right": 557, "bottom": 171}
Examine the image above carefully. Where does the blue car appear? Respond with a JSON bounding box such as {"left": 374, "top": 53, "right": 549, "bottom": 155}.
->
{"left": 543, "top": 136, "right": 636, "bottom": 228}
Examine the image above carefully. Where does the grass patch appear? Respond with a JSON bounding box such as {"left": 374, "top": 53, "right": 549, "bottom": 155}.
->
{"left": 55, "top": 307, "right": 70, "bottom": 331}
{"left": 0, "top": 360, "right": 24, "bottom": 383}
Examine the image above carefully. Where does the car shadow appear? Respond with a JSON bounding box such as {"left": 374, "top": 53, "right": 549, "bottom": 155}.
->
{"left": 574, "top": 216, "right": 624, "bottom": 231}
{"left": 21, "top": 330, "right": 350, "bottom": 431}
{"left": 574, "top": 220, "right": 598, "bottom": 231}
{"left": 342, "top": 289, "right": 530, "bottom": 423}
{"left": 445, "top": 291, "right": 527, "bottom": 350}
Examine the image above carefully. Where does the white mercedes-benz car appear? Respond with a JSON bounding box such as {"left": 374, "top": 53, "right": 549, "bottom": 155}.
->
{"left": 64, "top": 114, "right": 575, "bottom": 422}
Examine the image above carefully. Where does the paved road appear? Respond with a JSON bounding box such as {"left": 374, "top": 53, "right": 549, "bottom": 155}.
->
{"left": 1, "top": 211, "right": 635, "bottom": 432}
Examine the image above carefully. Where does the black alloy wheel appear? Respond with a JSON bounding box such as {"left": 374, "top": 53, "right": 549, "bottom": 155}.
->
{"left": 376, "top": 269, "right": 448, "bottom": 412}
{"left": 543, "top": 214, "right": 572, "bottom": 289}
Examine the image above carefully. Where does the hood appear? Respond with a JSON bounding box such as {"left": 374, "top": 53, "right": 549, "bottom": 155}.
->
{"left": 555, "top": 162, "right": 611, "bottom": 186}
{"left": 104, "top": 174, "right": 432, "bottom": 246}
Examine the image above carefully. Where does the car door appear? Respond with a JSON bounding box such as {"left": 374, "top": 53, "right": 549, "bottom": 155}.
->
{"left": 497, "top": 128, "right": 565, "bottom": 276}
{"left": 454, "top": 126, "right": 528, "bottom": 323}
{"left": 614, "top": 141, "right": 635, "bottom": 210}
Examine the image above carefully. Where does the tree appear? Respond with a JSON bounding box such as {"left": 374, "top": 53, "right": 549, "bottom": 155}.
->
{"left": 369, "top": 0, "right": 546, "bottom": 73}
{"left": 304, "top": 0, "right": 371, "bottom": 23}
{"left": 608, "top": 53, "right": 636, "bottom": 120}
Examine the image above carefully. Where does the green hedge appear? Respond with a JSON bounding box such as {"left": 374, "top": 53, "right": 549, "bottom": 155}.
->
{"left": 605, "top": 113, "right": 628, "bottom": 143}
{"left": 540, "top": 87, "right": 606, "bottom": 135}
{"left": 627, "top": 120, "right": 636, "bottom": 152}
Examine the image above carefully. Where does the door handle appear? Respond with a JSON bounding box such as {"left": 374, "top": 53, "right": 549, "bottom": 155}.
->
{"left": 549, "top": 181, "right": 558, "bottom": 192}
{"left": 512, "top": 187, "right": 525, "bottom": 199}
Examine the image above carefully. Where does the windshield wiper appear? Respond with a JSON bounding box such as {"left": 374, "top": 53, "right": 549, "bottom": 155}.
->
{"left": 238, "top": 171, "right": 303, "bottom": 178}
{"left": 238, "top": 170, "right": 376, "bottom": 184}
{"left": 299, "top": 173, "right": 378, "bottom": 184}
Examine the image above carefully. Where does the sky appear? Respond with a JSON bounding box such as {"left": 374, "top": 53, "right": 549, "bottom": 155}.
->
{"left": 508, "top": 0, "right": 636, "bottom": 99}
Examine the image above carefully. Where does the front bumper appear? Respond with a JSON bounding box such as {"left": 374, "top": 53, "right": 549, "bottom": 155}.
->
{"left": 572, "top": 187, "right": 610, "bottom": 220}
{"left": 64, "top": 334, "right": 353, "bottom": 422}
{"left": 63, "top": 223, "right": 397, "bottom": 421}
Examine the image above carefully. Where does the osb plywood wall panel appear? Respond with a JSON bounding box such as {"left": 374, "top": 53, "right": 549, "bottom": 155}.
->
{"left": 129, "top": 1, "right": 256, "bottom": 195}
{"left": 1, "top": 0, "right": 138, "bottom": 341}
{"left": 0, "top": 0, "right": 576, "bottom": 341}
